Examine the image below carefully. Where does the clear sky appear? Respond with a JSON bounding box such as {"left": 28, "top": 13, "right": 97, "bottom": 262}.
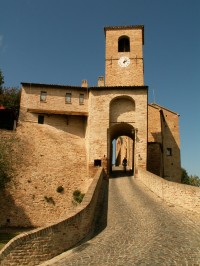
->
{"left": 0, "top": 0, "right": 200, "bottom": 177}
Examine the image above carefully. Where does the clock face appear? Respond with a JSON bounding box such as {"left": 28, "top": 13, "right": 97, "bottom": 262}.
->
{"left": 118, "top": 56, "right": 130, "bottom": 68}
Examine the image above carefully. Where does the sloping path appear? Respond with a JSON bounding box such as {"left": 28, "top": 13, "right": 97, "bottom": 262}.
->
{"left": 41, "top": 176, "right": 200, "bottom": 265}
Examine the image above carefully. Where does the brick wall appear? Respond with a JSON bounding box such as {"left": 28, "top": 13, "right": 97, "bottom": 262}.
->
{"left": 148, "top": 104, "right": 181, "bottom": 181}
{"left": 88, "top": 88, "right": 147, "bottom": 176}
{"left": 0, "top": 121, "right": 90, "bottom": 227}
{"left": 105, "top": 27, "right": 144, "bottom": 86}
{"left": 0, "top": 168, "right": 107, "bottom": 266}
{"left": 138, "top": 167, "right": 200, "bottom": 213}
{"left": 19, "top": 84, "right": 88, "bottom": 122}
{"left": 160, "top": 108, "right": 181, "bottom": 181}
{"left": 147, "top": 143, "right": 162, "bottom": 176}
{"left": 148, "top": 104, "right": 162, "bottom": 143}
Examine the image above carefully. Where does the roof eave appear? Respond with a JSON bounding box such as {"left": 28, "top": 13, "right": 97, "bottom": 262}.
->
{"left": 104, "top": 25, "right": 144, "bottom": 45}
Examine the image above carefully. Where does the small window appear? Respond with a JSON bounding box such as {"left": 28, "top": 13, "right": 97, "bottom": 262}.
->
{"left": 166, "top": 148, "right": 172, "bottom": 156}
{"left": 118, "top": 36, "right": 130, "bottom": 52}
{"left": 66, "top": 93, "right": 71, "bottom": 104}
{"left": 40, "top": 91, "right": 47, "bottom": 102}
{"left": 79, "top": 94, "right": 84, "bottom": 105}
{"left": 94, "top": 159, "right": 101, "bottom": 167}
{"left": 38, "top": 115, "right": 44, "bottom": 124}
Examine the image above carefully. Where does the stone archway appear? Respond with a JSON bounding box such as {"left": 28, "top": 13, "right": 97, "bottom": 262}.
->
{"left": 110, "top": 95, "right": 135, "bottom": 125}
{"left": 108, "top": 96, "right": 136, "bottom": 176}
{"left": 108, "top": 123, "right": 136, "bottom": 176}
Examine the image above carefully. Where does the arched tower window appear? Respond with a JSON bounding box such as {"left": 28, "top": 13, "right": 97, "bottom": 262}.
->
{"left": 118, "top": 36, "right": 130, "bottom": 52}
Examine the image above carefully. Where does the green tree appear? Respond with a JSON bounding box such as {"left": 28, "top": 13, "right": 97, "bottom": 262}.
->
{"left": 1, "top": 87, "right": 21, "bottom": 116}
{"left": 0, "top": 69, "right": 4, "bottom": 94}
{"left": 187, "top": 175, "right": 200, "bottom": 187}
{"left": 0, "top": 70, "right": 21, "bottom": 116}
{"left": 181, "top": 168, "right": 189, "bottom": 184}
{"left": 181, "top": 168, "right": 200, "bottom": 187}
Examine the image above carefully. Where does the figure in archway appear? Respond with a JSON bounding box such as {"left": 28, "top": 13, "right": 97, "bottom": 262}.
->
{"left": 122, "top": 157, "right": 127, "bottom": 172}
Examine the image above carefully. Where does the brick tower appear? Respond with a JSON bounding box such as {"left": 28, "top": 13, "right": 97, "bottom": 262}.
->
{"left": 104, "top": 25, "right": 144, "bottom": 86}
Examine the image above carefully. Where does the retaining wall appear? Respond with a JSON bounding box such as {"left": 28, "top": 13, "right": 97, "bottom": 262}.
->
{"left": 138, "top": 167, "right": 200, "bottom": 213}
{"left": 0, "top": 168, "right": 107, "bottom": 266}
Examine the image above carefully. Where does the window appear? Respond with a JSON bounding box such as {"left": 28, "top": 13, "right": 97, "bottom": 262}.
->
{"left": 166, "top": 148, "right": 172, "bottom": 156}
{"left": 94, "top": 159, "right": 101, "bottom": 166}
{"left": 40, "top": 91, "right": 47, "bottom": 102}
{"left": 38, "top": 115, "right": 44, "bottom": 124}
{"left": 66, "top": 93, "right": 71, "bottom": 104}
{"left": 79, "top": 94, "right": 84, "bottom": 104}
{"left": 118, "top": 36, "right": 130, "bottom": 52}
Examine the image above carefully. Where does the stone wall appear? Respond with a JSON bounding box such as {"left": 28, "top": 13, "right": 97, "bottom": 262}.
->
{"left": 0, "top": 121, "right": 90, "bottom": 227}
{"left": 0, "top": 168, "right": 107, "bottom": 266}
{"left": 138, "top": 167, "right": 200, "bottom": 213}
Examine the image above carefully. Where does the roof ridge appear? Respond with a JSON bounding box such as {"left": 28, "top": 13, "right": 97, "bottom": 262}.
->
{"left": 149, "top": 103, "right": 179, "bottom": 116}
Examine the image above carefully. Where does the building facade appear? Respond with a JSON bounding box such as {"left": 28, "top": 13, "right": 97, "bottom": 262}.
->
{"left": 19, "top": 25, "right": 181, "bottom": 181}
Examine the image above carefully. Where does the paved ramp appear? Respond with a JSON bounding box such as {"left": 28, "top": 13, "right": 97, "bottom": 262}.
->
{"left": 42, "top": 176, "right": 200, "bottom": 265}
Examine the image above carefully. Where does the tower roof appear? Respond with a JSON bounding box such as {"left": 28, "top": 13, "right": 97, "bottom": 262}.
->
{"left": 104, "top": 25, "right": 144, "bottom": 44}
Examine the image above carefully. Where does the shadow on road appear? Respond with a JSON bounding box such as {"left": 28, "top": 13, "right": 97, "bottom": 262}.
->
{"left": 110, "top": 166, "right": 133, "bottom": 178}
{"left": 92, "top": 177, "right": 109, "bottom": 237}
{"left": 73, "top": 176, "right": 109, "bottom": 253}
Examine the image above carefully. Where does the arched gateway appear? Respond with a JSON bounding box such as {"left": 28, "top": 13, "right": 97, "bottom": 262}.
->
{"left": 108, "top": 96, "right": 136, "bottom": 175}
{"left": 108, "top": 123, "right": 136, "bottom": 175}
{"left": 1, "top": 24, "right": 181, "bottom": 230}
{"left": 19, "top": 25, "right": 181, "bottom": 183}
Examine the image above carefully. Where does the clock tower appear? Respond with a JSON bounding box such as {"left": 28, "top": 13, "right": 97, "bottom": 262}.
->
{"left": 104, "top": 25, "right": 144, "bottom": 86}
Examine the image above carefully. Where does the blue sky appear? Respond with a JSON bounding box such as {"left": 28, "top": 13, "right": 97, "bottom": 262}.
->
{"left": 0, "top": 0, "right": 200, "bottom": 177}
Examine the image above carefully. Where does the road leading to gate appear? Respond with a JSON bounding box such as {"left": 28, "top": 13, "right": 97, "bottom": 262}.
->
{"left": 41, "top": 176, "right": 200, "bottom": 265}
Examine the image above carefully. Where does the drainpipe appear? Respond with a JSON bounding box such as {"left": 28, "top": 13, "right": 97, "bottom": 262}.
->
{"left": 134, "top": 128, "right": 138, "bottom": 177}
{"left": 160, "top": 110, "right": 165, "bottom": 177}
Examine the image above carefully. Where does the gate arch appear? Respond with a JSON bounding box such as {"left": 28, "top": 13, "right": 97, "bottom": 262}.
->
{"left": 110, "top": 95, "right": 135, "bottom": 125}
{"left": 109, "top": 96, "right": 136, "bottom": 176}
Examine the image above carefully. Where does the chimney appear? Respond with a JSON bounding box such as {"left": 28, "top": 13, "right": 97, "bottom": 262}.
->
{"left": 98, "top": 76, "right": 104, "bottom": 87}
{"left": 81, "top": 80, "right": 88, "bottom": 88}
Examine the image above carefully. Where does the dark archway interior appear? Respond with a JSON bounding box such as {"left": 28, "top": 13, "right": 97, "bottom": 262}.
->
{"left": 109, "top": 123, "right": 135, "bottom": 177}
{"left": 110, "top": 123, "right": 135, "bottom": 140}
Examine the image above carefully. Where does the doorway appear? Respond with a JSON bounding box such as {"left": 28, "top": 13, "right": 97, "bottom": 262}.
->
{"left": 108, "top": 123, "right": 135, "bottom": 177}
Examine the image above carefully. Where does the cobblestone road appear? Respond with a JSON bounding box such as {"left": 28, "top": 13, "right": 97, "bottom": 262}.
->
{"left": 41, "top": 176, "right": 200, "bottom": 266}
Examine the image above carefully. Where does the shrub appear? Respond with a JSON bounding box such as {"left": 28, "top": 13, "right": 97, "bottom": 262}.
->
{"left": 44, "top": 196, "right": 55, "bottom": 205}
{"left": 73, "top": 189, "right": 85, "bottom": 204}
{"left": 56, "top": 185, "right": 64, "bottom": 193}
